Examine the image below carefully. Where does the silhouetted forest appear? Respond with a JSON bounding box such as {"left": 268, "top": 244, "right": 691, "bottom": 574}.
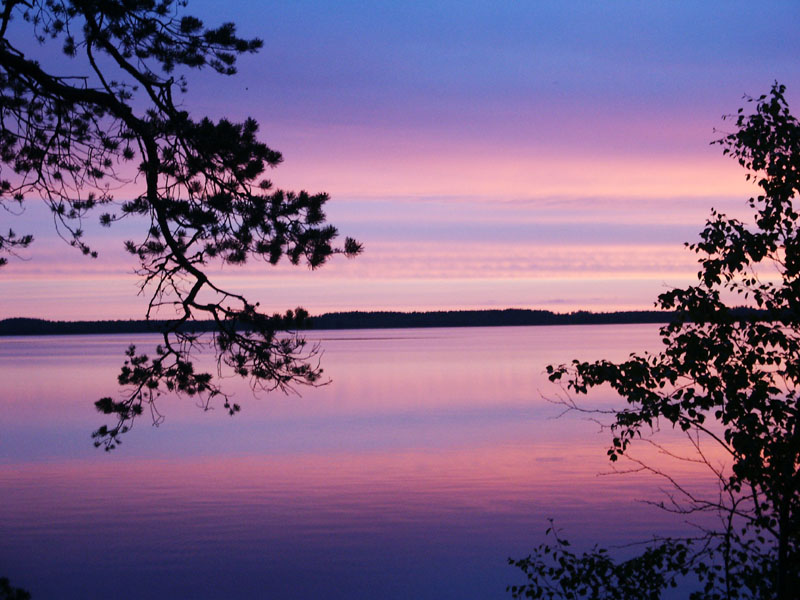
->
{"left": 310, "top": 309, "right": 671, "bottom": 329}
{"left": 0, "top": 307, "right": 771, "bottom": 336}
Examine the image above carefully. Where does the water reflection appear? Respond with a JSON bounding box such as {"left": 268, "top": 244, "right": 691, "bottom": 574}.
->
{"left": 0, "top": 326, "right": 719, "bottom": 598}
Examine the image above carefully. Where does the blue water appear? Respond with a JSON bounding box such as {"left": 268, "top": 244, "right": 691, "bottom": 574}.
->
{"left": 0, "top": 325, "right": 713, "bottom": 598}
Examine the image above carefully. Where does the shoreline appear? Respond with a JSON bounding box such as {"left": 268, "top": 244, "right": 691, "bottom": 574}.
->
{"left": 0, "top": 309, "right": 673, "bottom": 336}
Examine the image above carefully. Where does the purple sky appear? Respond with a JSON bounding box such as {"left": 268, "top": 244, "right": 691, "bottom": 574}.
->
{"left": 2, "top": 1, "right": 800, "bottom": 319}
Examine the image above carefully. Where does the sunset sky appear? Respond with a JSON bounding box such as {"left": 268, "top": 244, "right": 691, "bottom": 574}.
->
{"left": 2, "top": 1, "right": 800, "bottom": 319}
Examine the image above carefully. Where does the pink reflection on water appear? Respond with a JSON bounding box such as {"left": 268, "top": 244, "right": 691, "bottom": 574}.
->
{"left": 0, "top": 326, "right": 727, "bottom": 598}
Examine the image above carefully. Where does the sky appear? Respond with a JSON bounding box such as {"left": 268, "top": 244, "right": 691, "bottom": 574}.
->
{"left": 2, "top": 0, "right": 800, "bottom": 319}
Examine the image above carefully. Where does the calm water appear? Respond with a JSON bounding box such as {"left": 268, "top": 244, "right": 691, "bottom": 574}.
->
{"left": 0, "top": 325, "right": 719, "bottom": 598}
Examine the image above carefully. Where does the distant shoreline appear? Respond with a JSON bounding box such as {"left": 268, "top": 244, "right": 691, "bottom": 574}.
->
{"left": 0, "top": 309, "right": 676, "bottom": 337}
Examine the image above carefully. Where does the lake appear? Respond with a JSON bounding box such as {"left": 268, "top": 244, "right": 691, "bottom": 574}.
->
{"left": 0, "top": 325, "right": 720, "bottom": 598}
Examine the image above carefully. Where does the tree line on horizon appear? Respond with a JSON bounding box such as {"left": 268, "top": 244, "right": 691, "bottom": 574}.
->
{"left": 0, "top": 307, "right": 775, "bottom": 336}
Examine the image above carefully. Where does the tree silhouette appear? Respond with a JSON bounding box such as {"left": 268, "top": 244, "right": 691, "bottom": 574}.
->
{"left": 0, "top": 0, "right": 361, "bottom": 449}
{"left": 510, "top": 84, "right": 800, "bottom": 599}
{"left": 0, "top": 577, "right": 30, "bottom": 600}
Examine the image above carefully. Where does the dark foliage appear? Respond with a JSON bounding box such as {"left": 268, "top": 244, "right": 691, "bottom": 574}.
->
{"left": 510, "top": 84, "right": 800, "bottom": 599}
{"left": 509, "top": 525, "right": 694, "bottom": 600}
{"left": 3, "top": 308, "right": 778, "bottom": 336}
{"left": 308, "top": 307, "right": 772, "bottom": 330}
{"left": 0, "top": 0, "right": 361, "bottom": 449}
{"left": 0, "top": 578, "right": 30, "bottom": 600}
{"left": 0, "top": 309, "right": 679, "bottom": 336}
{"left": 310, "top": 309, "right": 674, "bottom": 329}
